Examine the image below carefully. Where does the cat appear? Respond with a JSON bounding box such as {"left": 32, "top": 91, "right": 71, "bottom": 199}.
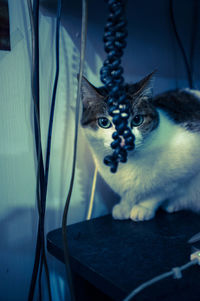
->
{"left": 80, "top": 72, "right": 200, "bottom": 221}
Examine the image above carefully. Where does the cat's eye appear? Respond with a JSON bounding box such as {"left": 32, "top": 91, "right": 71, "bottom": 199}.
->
{"left": 131, "top": 115, "right": 144, "bottom": 127}
{"left": 98, "top": 117, "right": 112, "bottom": 129}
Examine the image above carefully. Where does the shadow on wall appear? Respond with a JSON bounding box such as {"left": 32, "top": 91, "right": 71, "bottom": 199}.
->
{"left": 41, "top": 0, "right": 200, "bottom": 83}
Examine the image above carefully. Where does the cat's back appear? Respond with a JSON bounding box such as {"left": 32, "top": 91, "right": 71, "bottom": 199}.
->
{"left": 153, "top": 89, "right": 200, "bottom": 133}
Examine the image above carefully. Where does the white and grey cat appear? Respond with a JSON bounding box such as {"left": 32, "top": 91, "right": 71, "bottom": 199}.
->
{"left": 80, "top": 72, "right": 200, "bottom": 221}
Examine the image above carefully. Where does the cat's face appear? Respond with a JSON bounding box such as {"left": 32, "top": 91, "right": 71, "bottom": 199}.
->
{"left": 80, "top": 73, "right": 159, "bottom": 157}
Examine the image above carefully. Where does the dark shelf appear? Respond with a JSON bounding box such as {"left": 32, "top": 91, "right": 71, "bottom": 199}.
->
{"left": 47, "top": 210, "right": 200, "bottom": 300}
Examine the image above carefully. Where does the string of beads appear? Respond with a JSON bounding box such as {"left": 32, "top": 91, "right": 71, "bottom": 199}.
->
{"left": 100, "top": 0, "right": 135, "bottom": 173}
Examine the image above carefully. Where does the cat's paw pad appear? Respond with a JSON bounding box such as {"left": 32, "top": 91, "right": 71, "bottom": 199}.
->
{"left": 112, "top": 203, "right": 130, "bottom": 220}
{"left": 130, "top": 204, "right": 156, "bottom": 221}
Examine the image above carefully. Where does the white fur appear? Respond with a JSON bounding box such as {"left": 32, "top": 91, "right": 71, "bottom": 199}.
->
{"left": 184, "top": 88, "right": 200, "bottom": 100}
{"left": 84, "top": 109, "right": 200, "bottom": 221}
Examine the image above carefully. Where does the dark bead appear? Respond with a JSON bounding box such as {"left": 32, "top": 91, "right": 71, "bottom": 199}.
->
{"left": 112, "top": 151, "right": 119, "bottom": 160}
{"left": 103, "top": 32, "right": 114, "bottom": 41}
{"left": 111, "top": 67, "right": 123, "bottom": 77}
{"left": 112, "top": 114, "right": 121, "bottom": 125}
{"left": 104, "top": 59, "right": 110, "bottom": 66}
{"left": 116, "top": 120, "right": 127, "bottom": 134}
{"left": 107, "top": 50, "right": 117, "bottom": 60}
{"left": 101, "top": 76, "right": 106, "bottom": 84}
{"left": 124, "top": 144, "right": 135, "bottom": 151}
{"left": 115, "top": 31, "right": 128, "bottom": 40}
{"left": 113, "top": 146, "right": 121, "bottom": 156}
{"left": 100, "top": 69, "right": 108, "bottom": 77}
{"left": 119, "top": 153, "right": 127, "bottom": 163}
{"left": 104, "top": 155, "right": 114, "bottom": 166}
{"left": 109, "top": 1, "right": 121, "bottom": 12}
{"left": 119, "top": 112, "right": 129, "bottom": 120}
{"left": 107, "top": 98, "right": 114, "bottom": 106}
{"left": 119, "top": 106, "right": 129, "bottom": 114}
{"left": 108, "top": 13, "right": 117, "bottom": 22}
{"left": 114, "top": 77, "right": 124, "bottom": 86}
{"left": 112, "top": 8, "right": 122, "bottom": 19}
{"left": 115, "top": 20, "right": 127, "bottom": 31}
{"left": 108, "top": 0, "right": 116, "bottom": 7}
{"left": 125, "top": 136, "right": 135, "bottom": 145}
{"left": 111, "top": 138, "right": 121, "bottom": 149}
{"left": 115, "top": 40, "right": 127, "bottom": 49}
{"left": 110, "top": 86, "right": 120, "bottom": 97}
{"left": 123, "top": 128, "right": 132, "bottom": 138}
{"left": 101, "top": 66, "right": 110, "bottom": 75}
{"left": 111, "top": 163, "right": 118, "bottom": 173}
{"left": 122, "top": 99, "right": 129, "bottom": 106}
{"left": 118, "top": 94, "right": 126, "bottom": 103}
{"left": 108, "top": 106, "right": 118, "bottom": 116}
{"left": 106, "top": 80, "right": 115, "bottom": 90}
{"left": 105, "top": 41, "right": 115, "bottom": 52}
{"left": 108, "top": 49, "right": 123, "bottom": 61}
{"left": 112, "top": 131, "right": 119, "bottom": 140}
{"left": 105, "top": 21, "right": 113, "bottom": 30}
{"left": 111, "top": 59, "right": 121, "bottom": 69}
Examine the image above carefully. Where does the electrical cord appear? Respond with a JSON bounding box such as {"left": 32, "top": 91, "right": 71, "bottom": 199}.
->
{"left": 27, "top": 0, "right": 61, "bottom": 300}
{"left": 38, "top": 0, "right": 62, "bottom": 299}
{"left": 38, "top": 1, "right": 62, "bottom": 298}
{"left": 86, "top": 166, "right": 98, "bottom": 220}
{"left": 123, "top": 252, "right": 200, "bottom": 301}
{"left": 27, "top": 1, "right": 47, "bottom": 300}
{"left": 44, "top": 0, "right": 62, "bottom": 199}
{"left": 29, "top": 0, "right": 48, "bottom": 297}
{"left": 169, "top": 0, "right": 194, "bottom": 89}
{"left": 61, "top": 1, "right": 88, "bottom": 300}
{"left": 190, "top": 0, "right": 198, "bottom": 82}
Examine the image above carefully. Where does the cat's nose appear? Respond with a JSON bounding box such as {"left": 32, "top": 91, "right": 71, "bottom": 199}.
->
{"left": 120, "top": 137, "right": 125, "bottom": 147}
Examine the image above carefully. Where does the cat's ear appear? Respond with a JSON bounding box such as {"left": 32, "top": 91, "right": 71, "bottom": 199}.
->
{"left": 80, "top": 76, "right": 102, "bottom": 107}
{"left": 128, "top": 70, "right": 156, "bottom": 99}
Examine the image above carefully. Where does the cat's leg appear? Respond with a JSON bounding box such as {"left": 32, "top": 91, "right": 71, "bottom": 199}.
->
{"left": 112, "top": 201, "right": 132, "bottom": 220}
{"left": 130, "top": 197, "right": 164, "bottom": 221}
{"left": 162, "top": 176, "right": 200, "bottom": 213}
{"left": 162, "top": 200, "right": 182, "bottom": 213}
{"left": 112, "top": 190, "right": 134, "bottom": 220}
{"left": 162, "top": 195, "right": 190, "bottom": 213}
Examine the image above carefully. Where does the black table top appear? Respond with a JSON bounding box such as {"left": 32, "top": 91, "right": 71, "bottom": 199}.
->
{"left": 47, "top": 211, "right": 200, "bottom": 300}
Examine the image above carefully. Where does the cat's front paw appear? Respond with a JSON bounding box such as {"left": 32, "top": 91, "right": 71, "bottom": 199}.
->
{"left": 112, "top": 203, "right": 130, "bottom": 220}
{"left": 162, "top": 203, "right": 180, "bottom": 213}
{"left": 130, "top": 204, "right": 156, "bottom": 221}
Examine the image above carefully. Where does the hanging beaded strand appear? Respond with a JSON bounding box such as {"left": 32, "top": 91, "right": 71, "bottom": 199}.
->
{"left": 100, "top": 0, "right": 135, "bottom": 173}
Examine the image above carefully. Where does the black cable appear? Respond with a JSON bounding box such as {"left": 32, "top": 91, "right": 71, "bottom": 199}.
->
{"left": 44, "top": 0, "right": 62, "bottom": 200}
{"left": 32, "top": 2, "right": 48, "bottom": 299}
{"left": 27, "top": 0, "right": 61, "bottom": 299}
{"left": 27, "top": 1, "right": 45, "bottom": 300}
{"left": 38, "top": 0, "right": 62, "bottom": 298}
{"left": 61, "top": 1, "right": 88, "bottom": 300}
{"left": 190, "top": 0, "right": 198, "bottom": 81}
{"left": 169, "top": 0, "right": 194, "bottom": 89}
